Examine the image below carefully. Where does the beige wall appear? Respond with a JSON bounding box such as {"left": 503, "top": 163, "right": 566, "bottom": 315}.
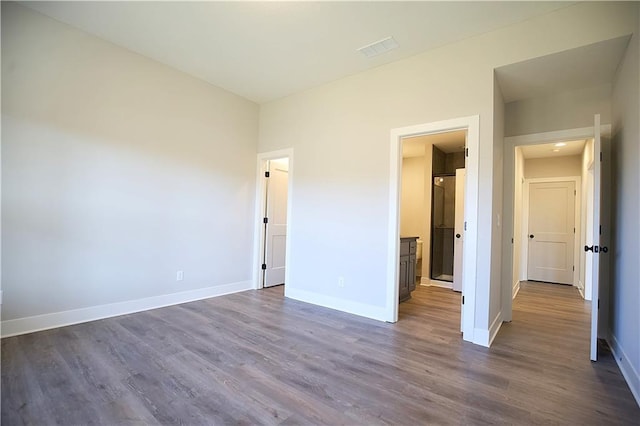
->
{"left": 400, "top": 156, "right": 425, "bottom": 239}
{"left": 505, "top": 84, "right": 612, "bottom": 137}
{"left": 610, "top": 4, "right": 640, "bottom": 398}
{"left": 1, "top": 3, "right": 259, "bottom": 322}
{"left": 513, "top": 147, "right": 526, "bottom": 291}
{"left": 524, "top": 155, "right": 582, "bottom": 178}
{"left": 259, "top": 2, "right": 638, "bottom": 335}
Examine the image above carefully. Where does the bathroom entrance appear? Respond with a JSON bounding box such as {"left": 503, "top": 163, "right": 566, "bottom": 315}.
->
{"left": 400, "top": 132, "right": 466, "bottom": 293}
{"left": 389, "top": 115, "right": 479, "bottom": 343}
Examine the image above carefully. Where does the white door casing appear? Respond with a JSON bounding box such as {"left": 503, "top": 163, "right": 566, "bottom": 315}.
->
{"left": 389, "top": 115, "right": 479, "bottom": 345}
{"left": 526, "top": 180, "right": 576, "bottom": 285}
{"left": 502, "top": 123, "right": 609, "bottom": 358}
{"left": 263, "top": 159, "right": 289, "bottom": 287}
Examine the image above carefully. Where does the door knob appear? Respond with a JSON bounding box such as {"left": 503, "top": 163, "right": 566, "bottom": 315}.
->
{"left": 456, "top": 234, "right": 461, "bottom": 238}
{"left": 529, "top": 234, "right": 534, "bottom": 239}
{"left": 600, "top": 246, "right": 608, "bottom": 253}
{"left": 585, "top": 245, "right": 594, "bottom": 252}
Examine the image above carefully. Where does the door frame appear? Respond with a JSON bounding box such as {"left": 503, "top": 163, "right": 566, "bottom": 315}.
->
{"left": 388, "top": 115, "right": 479, "bottom": 343}
{"left": 521, "top": 176, "right": 581, "bottom": 286}
{"left": 253, "top": 148, "right": 294, "bottom": 290}
{"left": 501, "top": 125, "right": 610, "bottom": 322}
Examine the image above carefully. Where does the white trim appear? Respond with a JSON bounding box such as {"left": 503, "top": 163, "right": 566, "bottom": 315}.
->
{"left": 253, "top": 149, "right": 294, "bottom": 290}
{"left": 474, "top": 312, "right": 503, "bottom": 348}
{"left": 388, "top": 115, "right": 479, "bottom": 344}
{"left": 504, "top": 124, "right": 611, "bottom": 146}
{"left": 429, "top": 280, "right": 453, "bottom": 289}
{"left": 419, "top": 277, "right": 431, "bottom": 286}
{"left": 286, "top": 288, "right": 388, "bottom": 322}
{"left": 512, "top": 280, "right": 520, "bottom": 299}
{"left": 1, "top": 280, "right": 252, "bottom": 338}
{"left": 608, "top": 332, "right": 640, "bottom": 407}
{"left": 488, "top": 311, "right": 503, "bottom": 346}
{"left": 522, "top": 176, "right": 581, "bottom": 285}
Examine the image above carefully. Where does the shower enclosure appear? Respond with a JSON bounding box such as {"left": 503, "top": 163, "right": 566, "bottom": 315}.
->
{"left": 431, "top": 175, "right": 456, "bottom": 282}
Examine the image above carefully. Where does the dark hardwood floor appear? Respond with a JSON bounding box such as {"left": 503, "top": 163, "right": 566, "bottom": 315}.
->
{"left": 2, "top": 281, "right": 638, "bottom": 425}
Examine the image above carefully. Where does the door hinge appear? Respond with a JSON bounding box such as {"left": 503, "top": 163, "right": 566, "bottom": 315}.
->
{"left": 465, "top": 148, "right": 469, "bottom": 158}
{"left": 574, "top": 227, "right": 575, "bottom": 233}
{"left": 464, "top": 221, "right": 467, "bottom": 231}
{"left": 599, "top": 225, "right": 602, "bottom": 235}
{"left": 511, "top": 238, "right": 514, "bottom": 244}
{"left": 265, "top": 171, "right": 270, "bottom": 178}
{"left": 598, "top": 299, "right": 600, "bottom": 309}
{"left": 261, "top": 263, "right": 267, "bottom": 270}
{"left": 263, "top": 217, "right": 268, "bottom": 224}
{"left": 600, "top": 152, "right": 602, "bottom": 162}
{"left": 574, "top": 190, "right": 576, "bottom": 196}
{"left": 573, "top": 265, "right": 575, "bottom": 271}
{"left": 462, "top": 296, "right": 465, "bottom": 305}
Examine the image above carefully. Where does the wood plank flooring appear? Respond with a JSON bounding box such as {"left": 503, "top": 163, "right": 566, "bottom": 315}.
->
{"left": 2, "top": 281, "right": 638, "bottom": 425}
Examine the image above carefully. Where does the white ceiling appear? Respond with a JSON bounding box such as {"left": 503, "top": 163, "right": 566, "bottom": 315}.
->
{"left": 496, "top": 35, "right": 631, "bottom": 103}
{"left": 24, "top": 1, "right": 574, "bottom": 103}
{"left": 403, "top": 130, "right": 466, "bottom": 158}
{"left": 520, "top": 139, "right": 586, "bottom": 159}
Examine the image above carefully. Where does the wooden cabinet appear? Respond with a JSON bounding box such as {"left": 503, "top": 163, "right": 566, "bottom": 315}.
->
{"left": 399, "top": 237, "right": 418, "bottom": 302}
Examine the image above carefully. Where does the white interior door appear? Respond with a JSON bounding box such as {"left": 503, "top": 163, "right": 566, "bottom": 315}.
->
{"left": 263, "top": 159, "right": 288, "bottom": 288}
{"left": 453, "top": 169, "right": 465, "bottom": 293}
{"left": 585, "top": 167, "right": 594, "bottom": 301}
{"left": 589, "top": 115, "right": 602, "bottom": 361}
{"left": 527, "top": 180, "right": 576, "bottom": 284}
{"left": 453, "top": 168, "right": 465, "bottom": 332}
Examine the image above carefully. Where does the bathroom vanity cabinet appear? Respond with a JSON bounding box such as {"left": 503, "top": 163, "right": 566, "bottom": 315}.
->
{"left": 399, "top": 236, "right": 418, "bottom": 302}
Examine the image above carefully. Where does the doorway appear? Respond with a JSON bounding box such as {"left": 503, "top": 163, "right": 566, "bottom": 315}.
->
{"left": 502, "top": 122, "right": 608, "bottom": 361}
{"left": 388, "top": 115, "right": 480, "bottom": 344}
{"left": 254, "top": 149, "right": 293, "bottom": 290}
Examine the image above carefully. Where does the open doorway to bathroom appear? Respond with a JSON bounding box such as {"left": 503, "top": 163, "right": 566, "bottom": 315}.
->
{"left": 401, "top": 131, "right": 466, "bottom": 291}
{"left": 388, "top": 115, "right": 479, "bottom": 343}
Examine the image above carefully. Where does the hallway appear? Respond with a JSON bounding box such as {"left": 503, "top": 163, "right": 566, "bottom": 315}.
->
{"left": 401, "top": 281, "right": 638, "bottom": 423}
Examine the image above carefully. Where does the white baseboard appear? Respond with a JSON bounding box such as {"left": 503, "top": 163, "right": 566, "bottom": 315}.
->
{"left": 285, "top": 287, "right": 389, "bottom": 322}
{"left": 577, "top": 281, "right": 585, "bottom": 299}
{"left": 474, "top": 311, "right": 503, "bottom": 348}
{"left": 420, "top": 277, "right": 430, "bottom": 286}
{"left": 608, "top": 331, "right": 640, "bottom": 407}
{"left": 512, "top": 281, "right": 521, "bottom": 299}
{"left": 1, "top": 280, "right": 252, "bottom": 338}
{"left": 429, "top": 279, "right": 453, "bottom": 289}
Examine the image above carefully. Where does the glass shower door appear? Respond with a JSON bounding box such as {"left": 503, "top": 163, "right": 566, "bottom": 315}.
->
{"left": 431, "top": 175, "right": 456, "bottom": 282}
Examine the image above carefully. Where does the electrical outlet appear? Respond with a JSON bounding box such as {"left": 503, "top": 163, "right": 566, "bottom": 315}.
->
{"left": 177, "top": 270, "right": 184, "bottom": 281}
{"left": 338, "top": 277, "right": 345, "bottom": 288}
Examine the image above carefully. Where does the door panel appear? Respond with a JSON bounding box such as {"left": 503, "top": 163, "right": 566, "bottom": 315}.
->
{"left": 527, "top": 181, "right": 575, "bottom": 284}
{"left": 589, "top": 115, "right": 602, "bottom": 361}
{"left": 264, "top": 160, "right": 288, "bottom": 288}
{"left": 453, "top": 169, "right": 465, "bottom": 292}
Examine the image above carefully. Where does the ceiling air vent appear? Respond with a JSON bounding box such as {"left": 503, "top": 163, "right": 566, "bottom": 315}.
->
{"left": 357, "top": 36, "right": 399, "bottom": 58}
